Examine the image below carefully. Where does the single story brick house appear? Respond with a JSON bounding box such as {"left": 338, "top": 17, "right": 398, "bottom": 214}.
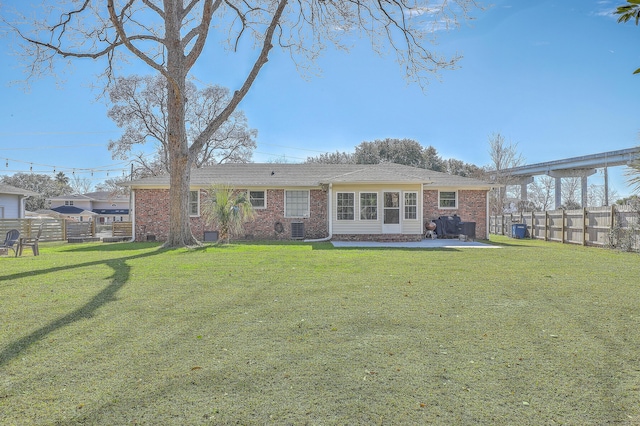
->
{"left": 127, "top": 163, "right": 496, "bottom": 242}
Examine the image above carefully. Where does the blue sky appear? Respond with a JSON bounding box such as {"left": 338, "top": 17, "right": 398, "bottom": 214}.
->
{"left": 0, "top": 0, "right": 639, "bottom": 198}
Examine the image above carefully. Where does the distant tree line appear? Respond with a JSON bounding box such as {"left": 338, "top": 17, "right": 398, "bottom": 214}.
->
{"left": 1, "top": 172, "right": 73, "bottom": 212}
{"left": 305, "top": 138, "right": 483, "bottom": 178}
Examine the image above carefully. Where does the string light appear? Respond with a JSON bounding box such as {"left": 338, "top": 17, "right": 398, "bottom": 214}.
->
{"left": 0, "top": 154, "right": 141, "bottom": 178}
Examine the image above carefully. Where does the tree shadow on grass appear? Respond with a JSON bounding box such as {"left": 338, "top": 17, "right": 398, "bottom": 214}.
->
{"left": 0, "top": 248, "right": 162, "bottom": 368}
{"left": 59, "top": 241, "right": 164, "bottom": 252}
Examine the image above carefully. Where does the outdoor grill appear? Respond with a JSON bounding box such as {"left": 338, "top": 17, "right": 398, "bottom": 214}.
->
{"left": 430, "top": 215, "right": 476, "bottom": 240}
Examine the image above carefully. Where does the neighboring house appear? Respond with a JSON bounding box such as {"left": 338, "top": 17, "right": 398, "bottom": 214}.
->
{"left": 126, "top": 163, "right": 496, "bottom": 242}
{"left": 0, "top": 183, "right": 39, "bottom": 219}
{"left": 47, "top": 191, "right": 130, "bottom": 223}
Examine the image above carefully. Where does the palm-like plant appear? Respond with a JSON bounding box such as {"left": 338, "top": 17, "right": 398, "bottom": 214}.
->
{"left": 625, "top": 148, "right": 640, "bottom": 194}
{"left": 202, "top": 185, "right": 256, "bottom": 243}
{"left": 616, "top": 0, "right": 640, "bottom": 74}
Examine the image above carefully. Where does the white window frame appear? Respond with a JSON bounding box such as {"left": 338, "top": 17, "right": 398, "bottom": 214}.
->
{"left": 359, "top": 192, "right": 378, "bottom": 221}
{"left": 404, "top": 192, "right": 418, "bottom": 220}
{"left": 249, "top": 190, "right": 266, "bottom": 209}
{"left": 65, "top": 200, "right": 74, "bottom": 206}
{"left": 285, "top": 190, "right": 310, "bottom": 218}
{"left": 336, "top": 192, "right": 355, "bottom": 221}
{"left": 189, "top": 190, "right": 200, "bottom": 216}
{"left": 439, "top": 190, "right": 458, "bottom": 209}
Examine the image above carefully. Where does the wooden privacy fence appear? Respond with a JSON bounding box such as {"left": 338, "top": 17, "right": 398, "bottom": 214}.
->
{"left": 0, "top": 219, "right": 134, "bottom": 242}
{"left": 0, "top": 219, "right": 65, "bottom": 242}
{"left": 490, "top": 205, "right": 640, "bottom": 250}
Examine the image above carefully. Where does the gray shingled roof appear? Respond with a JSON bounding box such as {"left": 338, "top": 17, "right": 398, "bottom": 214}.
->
{"left": 0, "top": 183, "right": 40, "bottom": 197}
{"left": 47, "top": 193, "right": 94, "bottom": 201}
{"left": 48, "top": 191, "right": 129, "bottom": 202}
{"left": 127, "top": 163, "right": 494, "bottom": 189}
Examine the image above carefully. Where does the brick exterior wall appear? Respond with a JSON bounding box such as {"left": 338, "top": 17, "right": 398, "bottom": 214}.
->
{"left": 134, "top": 189, "right": 170, "bottom": 241}
{"left": 242, "top": 189, "right": 328, "bottom": 240}
{"left": 134, "top": 188, "right": 487, "bottom": 242}
{"left": 133, "top": 188, "right": 328, "bottom": 242}
{"left": 332, "top": 233, "right": 423, "bottom": 242}
{"left": 423, "top": 189, "right": 488, "bottom": 238}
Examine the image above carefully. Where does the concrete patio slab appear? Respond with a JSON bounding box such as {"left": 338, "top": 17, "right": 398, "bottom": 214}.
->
{"left": 331, "top": 239, "right": 499, "bottom": 249}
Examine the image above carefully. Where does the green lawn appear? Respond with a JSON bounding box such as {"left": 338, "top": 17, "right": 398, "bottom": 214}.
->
{"left": 1, "top": 237, "right": 639, "bottom": 425}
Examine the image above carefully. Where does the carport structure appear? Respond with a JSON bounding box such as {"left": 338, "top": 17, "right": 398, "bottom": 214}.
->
{"left": 499, "top": 147, "right": 640, "bottom": 209}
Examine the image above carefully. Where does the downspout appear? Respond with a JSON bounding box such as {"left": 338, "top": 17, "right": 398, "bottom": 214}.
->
{"left": 19, "top": 196, "right": 26, "bottom": 218}
{"left": 304, "top": 183, "right": 333, "bottom": 243}
{"left": 127, "top": 189, "right": 136, "bottom": 242}
{"left": 486, "top": 190, "right": 490, "bottom": 240}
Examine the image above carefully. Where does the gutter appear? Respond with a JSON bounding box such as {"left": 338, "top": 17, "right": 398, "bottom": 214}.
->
{"left": 304, "top": 183, "right": 333, "bottom": 243}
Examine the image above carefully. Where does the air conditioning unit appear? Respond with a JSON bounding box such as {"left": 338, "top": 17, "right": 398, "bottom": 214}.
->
{"left": 291, "top": 222, "right": 305, "bottom": 239}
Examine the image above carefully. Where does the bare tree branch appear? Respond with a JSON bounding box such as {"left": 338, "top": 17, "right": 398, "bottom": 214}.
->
{"left": 142, "top": 0, "right": 165, "bottom": 19}
{"left": 107, "top": 0, "right": 167, "bottom": 76}
{"left": 190, "top": 0, "right": 288, "bottom": 157}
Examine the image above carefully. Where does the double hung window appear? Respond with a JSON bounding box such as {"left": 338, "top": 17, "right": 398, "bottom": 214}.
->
{"left": 404, "top": 192, "right": 417, "bottom": 219}
{"left": 189, "top": 191, "right": 199, "bottom": 216}
{"left": 249, "top": 191, "right": 266, "bottom": 209}
{"left": 360, "top": 193, "right": 378, "bottom": 220}
{"left": 337, "top": 193, "right": 355, "bottom": 220}
{"left": 285, "top": 190, "right": 309, "bottom": 217}
{"left": 439, "top": 191, "right": 457, "bottom": 209}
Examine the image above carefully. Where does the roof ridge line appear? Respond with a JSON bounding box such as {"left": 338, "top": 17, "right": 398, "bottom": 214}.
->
{"left": 324, "top": 165, "right": 371, "bottom": 181}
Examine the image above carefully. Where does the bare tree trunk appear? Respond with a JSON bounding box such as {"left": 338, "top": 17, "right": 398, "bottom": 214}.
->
{"left": 164, "top": 1, "right": 197, "bottom": 247}
{"left": 166, "top": 76, "right": 197, "bottom": 246}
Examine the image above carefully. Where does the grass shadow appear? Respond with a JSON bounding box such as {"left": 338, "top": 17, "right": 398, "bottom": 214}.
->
{"left": 59, "top": 241, "right": 164, "bottom": 252}
{"left": 0, "top": 248, "right": 163, "bottom": 367}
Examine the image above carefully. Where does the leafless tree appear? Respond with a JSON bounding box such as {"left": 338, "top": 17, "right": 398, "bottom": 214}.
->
{"left": 560, "top": 177, "right": 581, "bottom": 210}
{"left": 107, "top": 75, "right": 256, "bottom": 177}
{"left": 69, "top": 174, "right": 93, "bottom": 194}
{"left": 486, "top": 132, "right": 524, "bottom": 215}
{"left": 4, "top": 0, "right": 481, "bottom": 247}
{"left": 528, "top": 175, "right": 555, "bottom": 211}
{"left": 588, "top": 183, "right": 619, "bottom": 208}
{"left": 95, "top": 177, "right": 131, "bottom": 196}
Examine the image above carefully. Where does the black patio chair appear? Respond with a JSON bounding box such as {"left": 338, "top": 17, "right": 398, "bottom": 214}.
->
{"left": 18, "top": 224, "right": 43, "bottom": 256}
{"left": 0, "top": 229, "right": 20, "bottom": 257}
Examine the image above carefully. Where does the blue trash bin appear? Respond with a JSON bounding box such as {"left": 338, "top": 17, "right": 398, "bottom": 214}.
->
{"left": 512, "top": 224, "right": 526, "bottom": 239}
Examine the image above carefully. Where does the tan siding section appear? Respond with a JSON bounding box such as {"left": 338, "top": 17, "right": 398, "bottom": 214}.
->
{"left": 332, "top": 184, "right": 423, "bottom": 235}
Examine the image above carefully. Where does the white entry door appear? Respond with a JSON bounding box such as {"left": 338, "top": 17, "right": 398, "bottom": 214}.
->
{"left": 382, "top": 191, "right": 401, "bottom": 234}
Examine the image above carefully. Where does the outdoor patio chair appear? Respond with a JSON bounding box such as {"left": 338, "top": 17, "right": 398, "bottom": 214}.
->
{"left": 18, "top": 224, "right": 43, "bottom": 256}
{"left": 0, "top": 229, "right": 20, "bottom": 257}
